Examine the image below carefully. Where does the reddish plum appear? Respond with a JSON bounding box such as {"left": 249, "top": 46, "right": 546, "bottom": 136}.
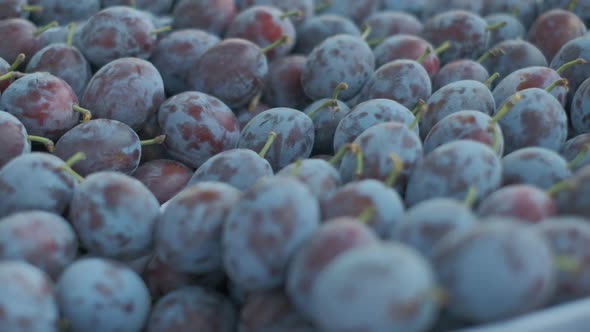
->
{"left": 433, "top": 59, "right": 490, "bottom": 91}
{"left": 372, "top": 34, "right": 439, "bottom": 77}
{"left": 263, "top": 55, "right": 311, "bottom": 109}
{"left": 0, "top": 18, "right": 42, "bottom": 63}
{"left": 484, "top": 13, "right": 526, "bottom": 46}
{"left": 294, "top": 14, "right": 361, "bottom": 55}
{"left": 362, "top": 11, "right": 423, "bottom": 42}
{"left": 528, "top": 9, "right": 587, "bottom": 62}
{"left": 276, "top": 158, "right": 342, "bottom": 200}
{"left": 172, "top": 0, "right": 236, "bottom": 36}
{"left": 477, "top": 184, "right": 557, "bottom": 223}
{"left": 29, "top": 0, "right": 100, "bottom": 25}
{"left": 480, "top": 39, "right": 548, "bottom": 79}
{"left": 502, "top": 147, "right": 572, "bottom": 189}
{"left": 132, "top": 159, "right": 193, "bottom": 205}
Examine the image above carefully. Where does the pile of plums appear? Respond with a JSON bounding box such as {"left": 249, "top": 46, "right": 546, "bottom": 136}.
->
{"left": 4, "top": 1, "right": 590, "bottom": 331}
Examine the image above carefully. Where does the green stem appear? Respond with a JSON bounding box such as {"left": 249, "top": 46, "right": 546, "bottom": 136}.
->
{"left": 66, "top": 23, "right": 76, "bottom": 47}
{"left": 416, "top": 47, "right": 432, "bottom": 64}
{"left": 463, "top": 187, "right": 478, "bottom": 208}
{"left": 21, "top": 4, "right": 43, "bottom": 12}
{"left": 9, "top": 53, "right": 26, "bottom": 71}
{"left": 546, "top": 180, "right": 575, "bottom": 197}
{"left": 554, "top": 255, "right": 582, "bottom": 273}
{"left": 248, "top": 92, "right": 261, "bottom": 112}
{"left": 477, "top": 47, "right": 506, "bottom": 64}
{"left": 360, "top": 24, "right": 372, "bottom": 41}
{"left": 567, "top": 145, "right": 590, "bottom": 169}
{"left": 434, "top": 41, "right": 452, "bottom": 55}
{"left": 280, "top": 10, "right": 303, "bottom": 20}
{"left": 409, "top": 100, "right": 427, "bottom": 130}
{"left": 568, "top": 0, "right": 580, "bottom": 11}
{"left": 384, "top": 153, "right": 404, "bottom": 187}
{"left": 72, "top": 105, "right": 92, "bottom": 122}
{"left": 486, "top": 21, "right": 507, "bottom": 31}
{"left": 358, "top": 205, "right": 376, "bottom": 224}
{"left": 556, "top": 58, "right": 587, "bottom": 75}
{"left": 490, "top": 93, "right": 522, "bottom": 125}
{"left": 0, "top": 71, "right": 16, "bottom": 81}
{"left": 291, "top": 159, "right": 303, "bottom": 177}
{"left": 65, "top": 152, "right": 86, "bottom": 168}
{"left": 34, "top": 21, "right": 58, "bottom": 36}
{"left": 314, "top": 0, "right": 331, "bottom": 13}
{"left": 140, "top": 135, "right": 166, "bottom": 146}
{"left": 27, "top": 135, "right": 55, "bottom": 152}
{"left": 261, "top": 36, "right": 290, "bottom": 54}
{"left": 259, "top": 131, "right": 278, "bottom": 158}
{"left": 367, "top": 37, "right": 384, "bottom": 48}
{"left": 329, "top": 144, "right": 349, "bottom": 166}
{"left": 484, "top": 72, "right": 500, "bottom": 88}
{"left": 332, "top": 82, "right": 349, "bottom": 100}
{"left": 307, "top": 99, "right": 338, "bottom": 119}
{"left": 545, "top": 78, "right": 569, "bottom": 93}
{"left": 151, "top": 26, "right": 172, "bottom": 35}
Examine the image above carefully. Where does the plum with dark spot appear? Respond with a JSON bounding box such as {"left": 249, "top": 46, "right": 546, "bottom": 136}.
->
{"left": 222, "top": 176, "right": 320, "bottom": 291}
{"left": 0, "top": 261, "right": 59, "bottom": 332}
{"left": 0, "top": 210, "right": 77, "bottom": 280}
{"left": 276, "top": 158, "right": 342, "bottom": 200}
{"left": 188, "top": 38, "right": 273, "bottom": 108}
{"left": 333, "top": 98, "right": 417, "bottom": 154}
{"left": 362, "top": 11, "right": 423, "bottom": 42}
{"left": 25, "top": 30, "right": 92, "bottom": 99}
{"left": 433, "top": 59, "right": 490, "bottom": 91}
{"left": 68, "top": 171, "right": 160, "bottom": 260}
{"left": 339, "top": 122, "right": 423, "bottom": 193}
{"left": 81, "top": 57, "right": 164, "bottom": 130}
{"left": 424, "top": 110, "right": 504, "bottom": 155}
{"left": 132, "top": 159, "right": 193, "bottom": 205}
{"left": 392, "top": 197, "right": 478, "bottom": 259}
{"left": 1, "top": 72, "right": 91, "bottom": 140}
{"left": 172, "top": 0, "right": 236, "bottom": 36}
{"left": 286, "top": 218, "right": 378, "bottom": 318}
{"left": 225, "top": 5, "right": 296, "bottom": 59}
{"left": 484, "top": 13, "right": 526, "bottom": 46}
{"left": 321, "top": 179, "right": 405, "bottom": 238}
{"left": 480, "top": 39, "right": 548, "bottom": 79}
{"left": 238, "top": 107, "right": 315, "bottom": 171}
{"left": 528, "top": 9, "right": 587, "bottom": 62}
{"left": 406, "top": 140, "right": 502, "bottom": 207}
{"left": 320, "top": 0, "right": 380, "bottom": 24}
{"left": 421, "top": 79, "right": 496, "bottom": 139}
{"left": 432, "top": 220, "right": 556, "bottom": 323}
{"left": 477, "top": 184, "right": 557, "bottom": 223}
{"left": 502, "top": 147, "right": 572, "bottom": 189}
{"left": 57, "top": 257, "right": 151, "bottom": 332}
{"left": 561, "top": 133, "right": 590, "bottom": 171}
{"left": 301, "top": 33, "right": 374, "bottom": 102}
{"left": 102, "top": 0, "right": 174, "bottom": 15}
{"left": 146, "top": 286, "right": 237, "bottom": 332}
{"left": 188, "top": 148, "right": 273, "bottom": 191}
{"left": 496, "top": 88, "right": 568, "bottom": 154}
{"left": 264, "top": 55, "right": 311, "bottom": 109}
{"left": 54, "top": 119, "right": 152, "bottom": 176}
{"left": 29, "top": 0, "right": 100, "bottom": 25}
{"left": 0, "top": 152, "right": 77, "bottom": 218}
{"left": 149, "top": 28, "right": 220, "bottom": 95}
{"left": 155, "top": 182, "right": 241, "bottom": 274}
{"left": 310, "top": 243, "right": 438, "bottom": 332}
{"left": 358, "top": 59, "right": 431, "bottom": 109}
{"left": 372, "top": 34, "right": 439, "bottom": 77}
{"left": 550, "top": 37, "right": 590, "bottom": 100}
{"left": 78, "top": 6, "right": 156, "bottom": 67}
{"left": 0, "top": 18, "right": 42, "bottom": 64}
{"left": 294, "top": 14, "right": 360, "bottom": 55}
{"left": 421, "top": 10, "right": 488, "bottom": 65}
{"left": 158, "top": 91, "right": 240, "bottom": 169}
{"left": 239, "top": 288, "right": 316, "bottom": 332}
{"left": 536, "top": 217, "right": 590, "bottom": 304}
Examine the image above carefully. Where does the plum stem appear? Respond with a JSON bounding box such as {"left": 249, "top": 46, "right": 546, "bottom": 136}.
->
{"left": 307, "top": 99, "right": 338, "bottom": 119}
{"left": 477, "top": 47, "right": 506, "bottom": 64}
{"left": 291, "top": 158, "right": 303, "bottom": 177}
{"left": 463, "top": 187, "right": 478, "bottom": 208}
{"left": 432, "top": 287, "right": 450, "bottom": 307}
{"left": 554, "top": 255, "right": 582, "bottom": 273}
{"left": 151, "top": 26, "right": 172, "bottom": 35}
{"left": 489, "top": 123, "right": 502, "bottom": 155}
{"left": 332, "top": 82, "right": 349, "bottom": 100}
{"left": 486, "top": 21, "right": 507, "bottom": 31}
{"left": 484, "top": 72, "right": 500, "bottom": 88}
{"left": 546, "top": 180, "right": 575, "bottom": 197}
{"left": 409, "top": 100, "right": 427, "bottom": 129}
{"left": 66, "top": 22, "right": 76, "bottom": 47}
{"left": 545, "top": 78, "right": 569, "bottom": 93}
{"left": 357, "top": 205, "right": 375, "bottom": 224}
{"left": 434, "top": 41, "right": 452, "bottom": 55}
{"left": 72, "top": 105, "right": 92, "bottom": 122}
{"left": 490, "top": 93, "right": 522, "bottom": 125}
{"left": 416, "top": 47, "right": 432, "bottom": 64}
{"left": 34, "top": 21, "right": 58, "bottom": 36}
{"left": 59, "top": 152, "right": 86, "bottom": 182}
{"left": 27, "top": 135, "right": 55, "bottom": 152}
{"left": 329, "top": 144, "right": 350, "bottom": 165}
{"left": 248, "top": 92, "right": 262, "bottom": 112}
{"left": 568, "top": 0, "right": 580, "bottom": 11}
{"left": 141, "top": 135, "right": 166, "bottom": 146}
{"left": 0, "top": 71, "right": 17, "bottom": 81}
{"left": 556, "top": 58, "right": 587, "bottom": 75}
{"left": 360, "top": 24, "right": 372, "bottom": 41}
{"left": 261, "top": 36, "right": 290, "bottom": 54}
{"left": 259, "top": 131, "right": 277, "bottom": 158}
{"left": 280, "top": 10, "right": 303, "bottom": 20}
{"left": 314, "top": 0, "right": 331, "bottom": 13}
{"left": 21, "top": 4, "right": 43, "bottom": 12}
{"left": 367, "top": 37, "right": 384, "bottom": 48}
{"left": 350, "top": 143, "right": 364, "bottom": 177}
{"left": 384, "top": 152, "right": 404, "bottom": 187}
{"left": 9, "top": 53, "right": 26, "bottom": 71}
{"left": 567, "top": 144, "right": 590, "bottom": 170}
{"left": 129, "top": 0, "right": 136, "bottom": 8}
